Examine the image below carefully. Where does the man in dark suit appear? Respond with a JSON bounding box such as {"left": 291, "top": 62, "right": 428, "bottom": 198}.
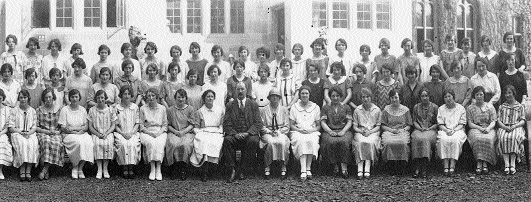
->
{"left": 223, "top": 82, "right": 262, "bottom": 183}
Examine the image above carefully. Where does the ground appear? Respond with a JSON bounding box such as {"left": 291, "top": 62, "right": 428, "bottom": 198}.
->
{"left": 1, "top": 164, "right": 530, "bottom": 201}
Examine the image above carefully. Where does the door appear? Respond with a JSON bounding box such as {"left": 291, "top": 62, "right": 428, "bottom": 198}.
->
{"left": 274, "top": 7, "right": 285, "bottom": 45}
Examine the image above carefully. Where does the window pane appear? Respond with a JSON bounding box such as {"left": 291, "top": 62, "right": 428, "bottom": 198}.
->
{"left": 376, "top": 0, "right": 390, "bottom": 29}
{"left": 230, "top": 0, "right": 244, "bottom": 33}
{"left": 187, "top": 0, "right": 201, "bottom": 33}
{"left": 56, "top": 0, "right": 73, "bottom": 27}
{"left": 332, "top": 1, "right": 348, "bottom": 28}
{"left": 456, "top": 6, "right": 464, "bottom": 28}
{"left": 516, "top": 16, "right": 523, "bottom": 34}
{"left": 466, "top": 6, "right": 472, "bottom": 28}
{"left": 414, "top": 2, "right": 423, "bottom": 28}
{"left": 312, "top": 1, "right": 327, "bottom": 28}
{"left": 107, "top": 0, "right": 117, "bottom": 27}
{"left": 211, "top": 0, "right": 224, "bottom": 33}
{"left": 416, "top": 28, "right": 424, "bottom": 52}
{"left": 167, "top": 0, "right": 181, "bottom": 33}
{"left": 84, "top": 0, "right": 101, "bottom": 27}
{"left": 32, "top": 0, "right": 50, "bottom": 28}
{"left": 457, "top": 29, "right": 465, "bottom": 48}
{"left": 357, "top": 1, "right": 370, "bottom": 29}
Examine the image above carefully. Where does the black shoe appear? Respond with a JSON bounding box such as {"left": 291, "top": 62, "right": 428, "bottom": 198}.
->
{"left": 227, "top": 169, "right": 236, "bottom": 183}
{"left": 19, "top": 173, "right": 25, "bottom": 182}
{"left": 341, "top": 171, "right": 349, "bottom": 179}
{"left": 180, "top": 171, "right": 187, "bottom": 181}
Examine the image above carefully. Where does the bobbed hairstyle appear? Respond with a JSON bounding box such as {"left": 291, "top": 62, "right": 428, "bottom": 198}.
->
{"left": 232, "top": 59, "right": 246, "bottom": 70}
{"left": 72, "top": 58, "right": 87, "bottom": 69}
{"left": 404, "top": 65, "right": 417, "bottom": 76}
{"left": 480, "top": 35, "right": 492, "bottom": 46}
{"left": 359, "top": 44, "right": 371, "bottom": 55}
{"left": 503, "top": 84, "right": 517, "bottom": 98}
{"left": 186, "top": 69, "right": 199, "bottom": 80}
{"left": 211, "top": 45, "right": 224, "bottom": 57}
{"left": 68, "top": 89, "right": 81, "bottom": 101}
{"left": 120, "top": 43, "right": 132, "bottom": 53}
{"left": 401, "top": 38, "right": 413, "bottom": 48}
{"left": 353, "top": 63, "right": 367, "bottom": 74}
{"left": 17, "top": 89, "right": 31, "bottom": 102}
{"left": 41, "top": 87, "right": 57, "bottom": 103}
{"left": 298, "top": 85, "right": 312, "bottom": 97}
{"left": 26, "top": 37, "right": 40, "bottom": 49}
{"left": 378, "top": 38, "right": 390, "bottom": 49}
{"left": 201, "top": 89, "right": 216, "bottom": 103}
{"left": 292, "top": 43, "right": 304, "bottom": 55}
{"left": 24, "top": 67, "right": 38, "bottom": 79}
{"left": 121, "top": 59, "right": 135, "bottom": 71}
{"left": 94, "top": 89, "right": 108, "bottom": 101}
{"left": 328, "top": 86, "right": 343, "bottom": 98}
{"left": 330, "top": 61, "right": 346, "bottom": 75}
{"left": 474, "top": 57, "right": 489, "bottom": 70}
{"left": 471, "top": 86, "right": 486, "bottom": 99}
{"left": 47, "top": 39, "right": 62, "bottom": 51}
{"left": 0, "top": 63, "right": 13, "bottom": 75}
{"left": 189, "top": 42, "right": 201, "bottom": 53}
{"left": 207, "top": 64, "right": 221, "bottom": 77}
{"left": 335, "top": 38, "right": 347, "bottom": 50}
{"left": 174, "top": 88, "right": 188, "bottom": 100}
{"left": 257, "top": 64, "right": 270, "bottom": 77}
{"left": 503, "top": 32, "right": 514, "bottom": 43}
{"left": 256, "top": 46, "right": 270, "bottom": 59}
{"left": 170, "top": 45, "right": 182, "bottom": 56}
{"left": 310, "top": 38, "right": 325, "bottom": 49}
{"left": 118, "top": 85, "right": 134, "bottom": 99}
{"left": 145, "top": 63, "right": 159, "bottom": 74}
{"left": 279, "top": 58, "right": 292, "bottom": 69}
{"left": 70, "top": 43, "right": 83, "bottom": 55}
{"left": 144, "top": 41, "right": 158, "bottom": 54}
{"left": 442, "top": 89, "right": 456, "bottom": 101}
{"left": 167, "top": 61, "right": 181, "bottom": 73}
{"left": 98, "top": 44, "right": 111, "bottom": 55}
{"left": 5, "top": 34, "right": 17, "bottom": 44}
{"left": 49, "top": 67, "right": 62, "bottom": 78}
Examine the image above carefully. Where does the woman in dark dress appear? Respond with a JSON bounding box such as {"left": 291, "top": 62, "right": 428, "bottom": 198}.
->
{"left": 497, "top": 32, "right": 526, "bottom": 73}
{"left": 499, "top": 52, "right": 527, "bottom": 104}
{"left": 301, "top": 63, "right": 325, "bottom": 108}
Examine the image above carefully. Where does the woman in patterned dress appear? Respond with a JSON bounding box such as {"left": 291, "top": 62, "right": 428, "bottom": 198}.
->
{"left": 276, "top": 58, "right": 300, "bottom": 108}
{"left": 467, "top": 86, "right": 497, "bottom": 175}
{"left": 165, "top": 89, "right": 199, "bottom": 180}
{"left": 1, "top": 35, "right": 26, "bottom": 84}
{"left": 88, "top": 90, "right": 116, "bottom": 179}
{"left": 381, "top": 89, "right": 412, "bottom": 176}
{"left": 114, "top": 85, "right": 141, "bottom": 179}
{"left": 324, "top": 62, "right": 352, "bottom": 106}
{"left": 439, "top": 34, "right": 463, "bottom": 78}
{"left": 141, "top": 63, "right": 164, "bottom": 105}
{"left": 0, "top": 89, "right": 11, "bottom": 180}
{"left": 24, "top": 37, "right": 43, "bottom": 86}
{"left": 140, "top": 88, "right": 168, "bottom": 181}
{"left": 437, "top": 89, "right": 467, "bottom": 176}
{"left": 320, "top": 86, "right": 353, "bottom": 179}
{"left": 162, "top": 61, "right": 183, "bottom": 108}
{"left": 60, "top": 89, "right": 93, "bottom": 179}
{"left": 9, "top": 90, "right": 38, "bottom": 182}
{"left": 497, "top": 85, "right": 526, "bottom": 175}
{"left": 87, "top": 67, "right": 119, "bottom": 108}
{"left": 375, "top": 63, "right": 400, "bottom": 109}
{"left": 36, "top": 88, "right": 64, "bottom": 180}
{"left": 411, "top": 88, "right": 438, "bottom": 178}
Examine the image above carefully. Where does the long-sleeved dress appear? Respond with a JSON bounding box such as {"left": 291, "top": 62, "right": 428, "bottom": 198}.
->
{"left": 165, "top": 105, "right": 199, "bottom": 165}
{"left": 88, "top": 106, "right": 116, "bottom": 160}
{"left": 139, "top": 104, "right": 168, "bottom": 163}
{"left": 259, "top": 104, "right": 290, "bottom": 167}
{"left": 190, "top": 105, "right": 225, "bottom": 167}
{"left": 467, "top": 103, "right": 497, "bottom": 165}
{"left": 320, "top": 104, "right": 353, "bottom": 165}
{"left": 60, "top": 106, "right": 94, "bottom": 165}
{"left": 381, "top": 105, "right": 412, "bottom": 162}
{"left": 10, "top": 106, "right": 39, "bottom": 168}
{"left": 36, "top": 106, "right": 64, "bottom": 166}
{"left": 436, "top": 104, "right": 467, "bottom": 160}
{"left": 114, "top": 103, "right": 141, "bottom": 165}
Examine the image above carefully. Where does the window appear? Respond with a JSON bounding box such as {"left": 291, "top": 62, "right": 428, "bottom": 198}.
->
{"left": 210, "top": 0, "right": 224, "bottom": 33}
{"left": 56, "top": 0, "right": 73, "bottom": 27}
{"left": 414, "top": 0, "right": 434, "bottom": 52}
{"left": 230, "top": 0, "right": 244, "bottom": 33}
{"left": 32, "top": 0, "right": 50, "bottom": 28}
{"left": 376, "top": 0, "right": 390, "bottom": 29}
{"left": 187, "top": 0, "right": 202, "bottom": 33}
{"left": 357, "top": 0, "right": 371, "bottom": 29}
{"left": 84, "top": 0, "right": 101, "bottom": 27}
{"left": 167, "top": 0, "right": 182, "bottom": 33}
{"left": 332, "top": 1, "right": 348, "bottom": 28}
{"left": 513, "top": 16, "right": 523, "bottom": 48}
{"left": 456, "top": 0, "right": 474, "bottom": 50}
{"left": 312, "top": 1, "right": 327, "bottom": 28}
{"left": 107, "top": 0, "right": 125, "bottom": 27}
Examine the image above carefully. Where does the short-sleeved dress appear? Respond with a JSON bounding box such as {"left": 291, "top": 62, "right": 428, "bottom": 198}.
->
{"left": 202, "top": 81, "right": 227, "bottom": 108}
{"left": 0, "top": 81, "right": 21, "bottom": 107}
{"left": 375, "top": 79, "right": 400, "bottom": 110}
{"left": 436, "top": 104, "right": 467, "bottom": 160}
{"left": 186, "top": 59, "right": 208, "bottom": 86}
{"left": 324, "top": 76, "right": 352, "bottom": 103}
{"left": 161, "top": 80, "right": 183, "bottom": 107}
{"left": 22, "top": 84, "right": 44, "bottom": 109}
{"left": 497, "top": 102, "right": 526, "bottom": 156}
{"left": 352, "top": 104, "right": 381, "bottom": 164}
{"left": 424, "top": 80, "right": 445, "bottom": 106}
{"left": 165, "top": 105, "right": 199, "bottom": 165}
{"left": 259, "top": 104, "right": 290, "bottom": 168}
{"left": 443, "top": 76, "right": 472, "bottom": 105}
{"left": 190, "top": 105, "right": 225, "bottom": 167}
{"left": 252, "top": 81, "right": 273, "bottom": 107}
{"left": 289, "top": 101, "right": 321, "bottom": 159}
{"left": 301, "top": 78, "right": 325, "bottom": 108}
{"left": 499, "top": 70, "right": 527, "bottom": 104}
{"left": 467, "top": 103, "right": 497, "bottom": 165}
{"left": 381, "top": 105, "right": 412, "bottom": 162}
{"left": 10, "top": 106, "right": 39, "bottom": 168}
{"left": 88, "top": 106, "right": 117, "bottom": 160}
{"left": 114, "top": 103, "right": 141, "bottom": 165}
{"left": 65, "top": 74, "right": 92, "bottom": 109}
{"left": 440, "top": 49, "right": 463, "bottom": 77}
{"left": 181, "top": 84, "right": 203, "bottom": 110}
{"left": 411, "top": 102, "right": 438, "bottom": 160}
{"left": 88, "top": 83, "right": 120, "bottom": 106}
{"left": 139, "top": 104, "right": 168, "bottom": 163}
{"left": 276, "top": 75, "right": 300, "bottom": 106}
{"left": 320, "top": 104, "right": 353, "bottom": 165}
{"left": 36, "top": 106, "right": 64, "bottom": 166}
{"left": 60, "top": 105, "right": 94, "bottom": 165}
{"left": 0, "top": 106, "right": 12, "bottom": 166}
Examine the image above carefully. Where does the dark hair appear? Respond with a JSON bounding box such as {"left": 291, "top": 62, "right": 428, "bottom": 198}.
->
{"left": 26, "top": 37, "right": 40, "bottom": 49}
{"left": 474, "top": 57, "right": 489, "bottom": 70}
{"left": 206, "top": 64, "right": 221, "bottom": 77}
{"left": 298, "top": 85, "right": 312, "bottom": 96}
{"left": 121, "top": 59, "right": 134, "bottom": 71}
{"left": 0, "top": 89, "right": 5, "bottom": 101}
{"left": 70, "top": 43, "right": 83, "bottom": 55}
{"left": 503, "top": 32, "right": 514, "bottom": 43}
{"left": 120, "top": 43, "right": 132, "bottom": 53}
{"left": 24, "top": 67, "right": 38, "bottom": 79}
{"left": 292, "top": 43, "right": 304, "bottom": 55}
{"left": 5, "top": 34, "right": 17, "bottom": 45}
{"left": 422, "top": 39, "right": 434, "bottom": 49}
{"left": 461, "top": 37, "right": 471, "bottom": 46}
{"left": 279, "top": 58, "right": 292, "bottom": 70}
{"left": 328, "top": 86, "right": 343, "bottom": 98}
{"left": 167, "top": 61, "right": 181, "bottom": 73}
{"left": 307, "top": 63, "right": 320, "bottom": 73}
{"left": 201, "top": 89, "right": 216, "bottom": 103}
{"left": 335, "top": 38, "right": 347, "bottom": 50}
{"left": 49, "top": 67, "right": 62, "bottom": 78}
{"left": 99, "top": 67, "right": 112, "bottom": 78}
{"left": 429, "top": 64, "right": 442, "bottom": 76}
{"left": 503, "top": 85, "right": 517, "bottom": 98}
{"left": 450, "top": 61, "right": 463, "bottom": 71}
{"left": 353, "top": 63, "right": 367, "bottom": 74}
{"left": 97, "top": 44, "right": 111, "bottom": 55}
{"left": 256, "top": 46, "right": 270, "bottom": 59}
{"left": 186, "top": 69, "right": 199, "bottom": 80}
{"left": 379, "top": 38, "right": 390, "bottom": 49}
{"left": 174, "top": 88, "right": 187, "bottom": 100}
{"left": 361, "top": 87, "right": 373, "bottom": 97}
{"left": 480, "top": 35, "right": 492, "bottom": 46}
{"left": 330, "top": 61, "right": 346, "bottom": 75}
{"left": 18, "top": 89, "right": 31, "bottom": 103}
{"left": 418, "top": 88, "right": 430, "bottom": 98}
{"left": 145, "top": 88, "right": 160, "bottom": 100}
{"left": 145, "top": 63, "right": 159, "bottom": 74}
{"left": 0, "top": 63, "right": 13, "bottom": 75}
{"left": 388, "top": 89, "right": 399, "bottom": 98}
{"left": 442, "top": 89, "right": 456, "bottom": 101}
{"left": 257, "top": 64, "right": 270, "bottom": 77}
{"left": 401, "top": 38, "right": 413, "bottom": 48}
{"left": 47, "top": 39, "right": 62, "bottom": 51}
{"left": 232, "top": 59, "right": 246, "bottom": 70}
{"left": 310, "top": 38, "right": 325, "bottom": 49}
{"left": 381, "top": 63, "right": 394, "bottom": 73}
{"left": 95, "top": 89, "right": 109, "bottom": 101}
{"left": 144, "top": 41, "right": 158, "bottom": 54}
{"left": 275, "top": 43, "right": 286, "bottom": 53}
{"left": 118, "top": 85, "right": 134, "bottom": 99}
{"left": 72, "top": 58, "right": 87, "bottom": 69}
{"left": 68, "top": 89, "right": 81, "bottom": 101}
{"left": 41, "top": 87, "right": 57, "bottom": 103}
{"left": 444, "top": 34, "right": 455, "bottom": 42}
{"left": 189, "top": 42, "right": 200, "bottom": 53}
{"left": 238, "top": 46, "right": 248, "bottom": 54}
{"left": 170, "top": 45, "right": 182, "bottom": 56}
{"left": 211, "top": 45, "right": 224, "bottom": 57}
{"left": 359, "top": 44, "right": 371, "bottom": 55}
{"left": 404, "top": 65, "right": 417, "bottom": 76}
{"left": 471, "top": 86, "right": 486, "bottom": 99}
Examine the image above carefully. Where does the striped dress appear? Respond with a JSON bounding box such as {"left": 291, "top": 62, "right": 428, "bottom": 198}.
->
{"left": 36, "top": 106, "right": 64, "bottom": 166}
{"left": 497, "top": 102, "right": 526, "bottom": 155}
{"left": 375, "top": 79, "right": 400, "bottom": 110}
{"left": 114, "top": 103, "right": 141, "bottom": 165}
{"left": 275, "top": 75, "right": 299, "bottom": 107}
{"left": 10, "top": 106, "right": 39, "bottom": 168}
{"left": 89, "top": 106, "right": 117, "bottom": 160}
{"left": 0, "top": 106, "right": 12, "bottom": 166}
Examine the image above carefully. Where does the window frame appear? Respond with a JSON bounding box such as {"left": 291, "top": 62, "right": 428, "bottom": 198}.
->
{"left": 83, "top": 0, "right": 102, "bottom": 28}
{"left": 186, "top": 0, "right": 202, "bottom": 34}
{"left": 210, "top": 0, "right": 225, "bottom": 34}
{"left": 375, "top": 0, "right": 391, "bottom": 30}
{"left": 331, "top": 0, "right": 349, "bottom": 29}
{"left": 167, "top": 0, "right": 183, "bottom": 34}
{"left": 456, "top": 0, "right": 475, "bottom": 51}
{"left": 229, "top": 0, "right": 244, "bottom": 34}
{"left": 414, "top": 0, "right": 435, "bottom": 52}
{"left": 512, "top": 15, "right": 524, "bottom": 49}
{"left": 356, "top": 0, "right": 371, "bottom": 29}
{"left": 56, "top": 0, "right": 74, "bottom": 28}
{"left": 312, "top": 0, "right": 328, "bottom": 28}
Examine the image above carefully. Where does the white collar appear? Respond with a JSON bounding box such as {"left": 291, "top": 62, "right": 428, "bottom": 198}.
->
{"left": 293, "top": 101, "right": 317, "bottom": 113}
{"left": 328, "top": 76, "right": 347, "bottom": 84}
{"left": 478, "top": 50, "right": 497, "bottom": 60}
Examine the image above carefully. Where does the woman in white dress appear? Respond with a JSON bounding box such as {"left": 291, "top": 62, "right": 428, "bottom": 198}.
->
{"left": 114, "top": 85, "right": 141, "bottom": 179}
{"left": 0, "top": 89, "right": 12, "bottom": 179}
{"left": 202, "top": 65, "right": 228, "bottom": 108}
{"left": 1, "top": 35, "right": 26, "bottom": 84}
{"left": 41, "top": 39, "right": 66, "bottom": 86}
{"left": 9, "top": 90, "right": 38, "bottom": 182}
{"left": 0, "top": 63, "right": 21, "bottom": 107}
{"left": 206, "top": 45, "right": 231, "bottom": 82}
{"left": 437, "top": 89, "right": 467, "bottom": 176}
{"left": 290, "top": 85, "right": 321, "bottom": 181}
{"left": 60, "top": 89, "right": 93, "bottom": 179}
{"left": 139, "top": 88, "right": 168, "bottom": 181}
{"left": 252, "top": 65, "right": 273, "bottom": 107}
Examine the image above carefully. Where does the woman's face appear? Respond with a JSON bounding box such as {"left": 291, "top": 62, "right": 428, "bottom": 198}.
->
{"left": 26, "top": 72, "right": 37, "bottom": 84}
{"left": 145, "top": 45, "right": 156, "bottom": 57}
{"left": 205, "top": 92, "right": 215, "bottom": 105}
{"left": 147, "top": 67, "right": 157, "bottom": 79}
{"left": 420, "top": 91, "right": 430, "bottom": 103}
{"left": 452, "top": 66, "right": 462, "bottom": 78}
{"left": 507, "top": 55, "right": 516, "bottom": 69}
{"left": 462, "top": 42, "right": 470, "bottom": 52}
{"left": 443, "top": 93, "right": 455, "bottom": 105}
{"left": 234, "top": 63, "right": 244, "bottom": 75}
{"left": 50, "top": 42, "right": 59, "bottom": 54}
{"left": 336, "top": 41, "right": 346, "bottom": 53}
{"left": 176, "top": 93, "right": 187, "bottom": 105}
{"left": 382, "top": 68, "right": 391, "bottom": 79}
{"left": 145, "top": 92, "right": 157, "bottom": 104}
{"left": 308, "top": 66, "right": 318, "bottom": 79}
{"left": 1, "top": 69, "right": 12, "bottom": 79}
{"left": 209, "top": 68, "right": 219, "bottom": 80}
{"left": 269, "top": 95, "right": 280, "bottom": 105}
{"left": 99, "top": 49, "right": 109, "bottom": 61}
{"left": 258, "top": 68, "right": 268, "bottom": 80}
{"left": 293, "top": 47, "right": 302, "bottom": 57}
{"left": 402, "top": 41, "right": 412, "bottom": 52}
{"left": 330, "top": 91, "right": 341, "bottom": 104}
{"left": 18, "top": 93, "right": 28, "bottom": 105}
{"left": 51, "top": 72, "right": 61, "bottom": 83}
{"left": 505, "top": 89, "right": 515, "bottom": 101}
{"left": 380, "top": 43, "right": 389, "bottom": 52}
{"left": 123, "top": 64, "right": 133, "bottom": 76}
{"left": 188, "top": 74, "right": 198, "bottom": 85}
{"left": 430, "top": 69, "right": 440, "bottom": 79}
{"left": 121, "top": 89, "right": 132, "bottom": 102}
{"left": 96, "top": 93, "right": 106, "bottom": 105}
{"left": 476, "top": 61, "right": 487, "bottom": 73}
{"left": 282, "top": 62, "right": 291, "bottom": 73}
{"left": 390, "top": 93, "right": 400, "bottom": 105}
{"left": 406, "top": 71, "right": 416, "bottom": 81}
{"left": 354, "top": 67, "right": 364, "bottom": 81}
{"left": 423, "top": 43, "right": 433, "bottom": 54}
{"left": 475, "top": 90, "right": 484, "bottom": 103}
{"left": 481, "top": 39, "right": 490, "bottom": 48}
{"left": 69, "top": 94, "right": 80, "bottom": 104}
{"left": 171, "top": 48, "right": 181, "bottom": 59}
{"left": 275, "top": 49, "right": 285, "bottom": 58}
{"left": 505, "top": 34, "right": 514, "bottom": 45}
{"left": 99, "top": 71, "right": 111, "bottom": 83}
{"left": 191, "top": 47, "right": 200, "bottom": 56}
{"left": 361, "top": 93, "right": 372, "bottom": 104}
{"left": 312, "top": 44, "right": 323, "bottom": 55}
{"left": 212, "top": 49, "right": 222, "bottom": 60}
{"left": 73, "top": 64, "right": 83, "bottom": 76}
{"left": 6, "top": 38, "right": 15, "bottom": 50}
{"left": 28, "top": 41, "right": 38, "bottom": 52}
{"left": 299, "top": 89, "right": 310, "bottom": 102}
{"left": 123, "top": 46, "right": 132, "bottom": 58}
{"left": 43, "top": 92, "right": 54, "bottom": 105}
{"left": 446, "top": 38, "right": 455, "bottom": 49}
{"left": 239, "top": 50, "right": 248, "bottom": 60}
{"left": 72, "top": 48, "right": 82, "bottom": 57}
{"left": 332, "top": 66, "right": 342, "bottom": 77}
{"left": 258, "top": 52, "right": 267, "bottom": 62}
{"left": 169, "top": 67, "right": 179, "bottom": 79}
